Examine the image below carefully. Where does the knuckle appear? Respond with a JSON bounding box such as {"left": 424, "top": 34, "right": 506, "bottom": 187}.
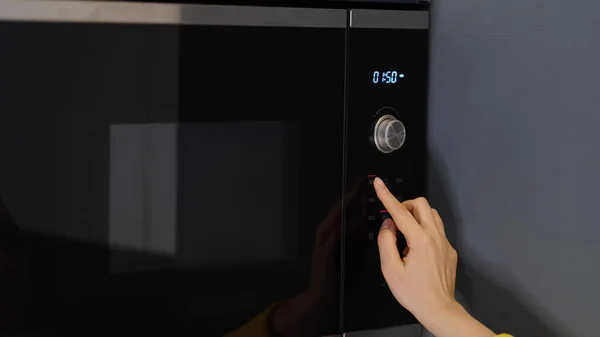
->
{"left": 414, "top": 197, "right": 429, "bottom": 206}
{"left": 450, "top": 247, "right": 458, "bottom": 259}
{"left": 378, "top": 230, "right": 395, "bottom": 244}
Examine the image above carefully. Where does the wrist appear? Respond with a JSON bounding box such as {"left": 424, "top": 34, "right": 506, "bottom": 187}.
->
{"left": 419, "top": 300, "right": 495, "bottom": 337}
{"left": 417, "top": 299, "right": 463, "bottom": 329}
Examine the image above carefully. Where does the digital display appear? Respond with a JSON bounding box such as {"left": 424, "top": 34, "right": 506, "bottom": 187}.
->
{"left": 372, "top": 70, "right": 405, "bottom": 84}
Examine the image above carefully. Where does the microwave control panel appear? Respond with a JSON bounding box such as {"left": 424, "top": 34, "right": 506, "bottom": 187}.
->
{"left": 344, "top": 9, "right": 429, "bottom": 333}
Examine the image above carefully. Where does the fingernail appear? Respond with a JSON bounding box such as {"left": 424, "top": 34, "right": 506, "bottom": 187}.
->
{"left": 374, "top": 177, "right": 385, "bottom": 187}
{"left": 381, "top": 218, "right": 393, "bottom": 229}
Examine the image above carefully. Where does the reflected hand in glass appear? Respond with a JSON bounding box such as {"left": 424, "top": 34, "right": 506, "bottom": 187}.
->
{"left": 264, "top": 181, "right": 366, "bottom": 337}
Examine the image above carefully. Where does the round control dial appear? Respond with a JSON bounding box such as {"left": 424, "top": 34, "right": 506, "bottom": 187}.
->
{"left": 374, "top": 114, "right": 406, "bottom": 153}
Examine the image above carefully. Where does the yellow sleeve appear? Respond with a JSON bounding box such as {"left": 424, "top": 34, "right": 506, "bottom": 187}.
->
{"left": 223, "top": 302, "right": 280, "bottom": 337}
{"left": 496, "top": 334, "right": 513, "bottom": 337}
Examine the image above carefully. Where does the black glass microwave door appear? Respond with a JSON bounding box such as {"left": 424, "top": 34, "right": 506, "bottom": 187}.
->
{"left": 177, "top": 25, "right": 346, "bottom": 337}
{"left": 0, "top": 18, "right": 346, "bottom": 337}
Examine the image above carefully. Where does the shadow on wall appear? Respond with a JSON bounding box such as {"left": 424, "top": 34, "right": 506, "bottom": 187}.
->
{"left": 427, "top": 152, "right": 575, "bottom": 337}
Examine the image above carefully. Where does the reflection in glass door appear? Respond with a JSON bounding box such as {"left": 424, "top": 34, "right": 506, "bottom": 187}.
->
{"left": 0, "top": 3, "right": 347, "bottom": 336}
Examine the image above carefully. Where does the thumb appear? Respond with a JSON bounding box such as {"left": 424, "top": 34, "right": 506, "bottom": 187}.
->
{"left": 378, "top": 218, "right": 404, "bottom": 273}
{"left": 373, "top": 177, "right": 423, "bottom": 246}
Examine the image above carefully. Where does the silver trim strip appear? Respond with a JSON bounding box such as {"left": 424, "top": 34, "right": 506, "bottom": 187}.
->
{"left": 0, "top": 0, "right": 346, "bottom": 28}
{"left": 350, "top": 9, "right": 428, "bottom": 29}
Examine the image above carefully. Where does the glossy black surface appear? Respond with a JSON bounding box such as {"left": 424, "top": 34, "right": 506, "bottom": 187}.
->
{"left": 0, "top": 22, "right": 345, "bottom": 336}
{"left": 344, "top": 27, "right": 429, "bottom": 332}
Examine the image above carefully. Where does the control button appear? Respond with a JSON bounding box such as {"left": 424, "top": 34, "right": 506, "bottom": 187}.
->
{"left": 368, "top": 232, "right": 375, "bottom": 241}
{"left": 395, "top": 178, "right": 403, "bottom": 183}
{"left": 373, "top": 115, "right": 406, "bottom": 154}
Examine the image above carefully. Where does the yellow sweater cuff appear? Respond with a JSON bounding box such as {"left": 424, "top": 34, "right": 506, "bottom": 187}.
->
{"left": 497, "top": 334, "right": 513, "bottom": 337}
{"left": 223, "top": 302, "right": 280, "bottom": 337}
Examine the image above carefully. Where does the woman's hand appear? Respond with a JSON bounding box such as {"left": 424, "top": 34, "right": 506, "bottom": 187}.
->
{"left": 374, "top": 177, "right": 496, "bottom": 337}
{"left": 374, "top": 177, "right": 456, "bottom": 320}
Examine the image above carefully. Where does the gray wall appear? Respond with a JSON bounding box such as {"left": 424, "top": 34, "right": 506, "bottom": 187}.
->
{"left": 428, "top": 1, "right": 600, "bottom": 337}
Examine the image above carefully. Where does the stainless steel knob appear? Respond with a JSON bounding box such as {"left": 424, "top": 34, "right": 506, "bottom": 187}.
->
{"left": 374, "top": 114, "right": 406, "bottom": 153}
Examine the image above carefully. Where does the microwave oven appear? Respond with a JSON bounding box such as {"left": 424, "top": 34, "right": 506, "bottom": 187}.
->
{"left": 0, "top": 1, "right": 429, "bottom": 336}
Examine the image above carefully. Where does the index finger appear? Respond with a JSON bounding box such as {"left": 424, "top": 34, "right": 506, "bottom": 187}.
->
{"left": 373, "top": 177, "right": 423, "bottom": 244}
